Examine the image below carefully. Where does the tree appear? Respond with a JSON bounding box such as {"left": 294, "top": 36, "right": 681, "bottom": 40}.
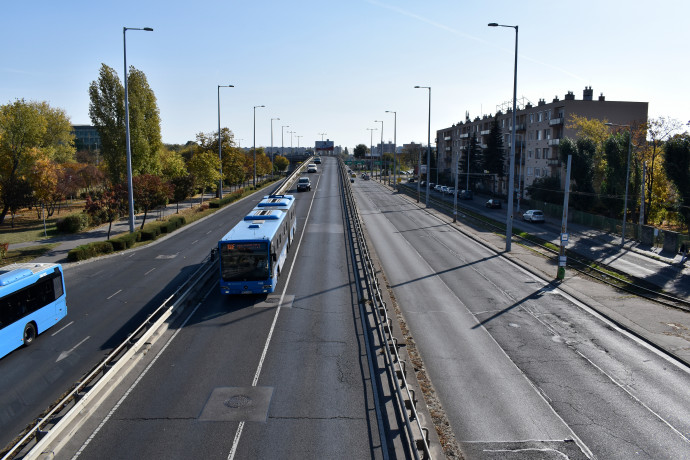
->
{"left": 132, "top": 174, "right": 173, "bottom": 229}
{"left": 526, "top": 176, "right": 562, "bottom": 205}
{"left": 27, "top": 157, "right": 61, "bottom": 218}
{"left": 89, "top": 64, "right": 126, "bottom": 183}
{"left": 400, "top": 143, "right": 422, "bottom": 171}
{"left": 170, "top": 174, "right": 195, "bottom": 213}
{"left": 35, "top": 101, "right": 76, "bottom": 163}
{"left": 84, "top": 184, "right": 127, "bottom": 239}
{"left": 482, "top": 117, "right": 505, "bottom": 192}
{"left": 566, "top": 114, "right": 609, "bottom": 192}
{"left": 187, "top": 149, "right": 221, "bottom": 201}
{"left": 601, "top": 132, "right": 631, "bottom": 218}
{"left": 126, "top": 67, "right": 163, "bottom": 176}
{"left": 353, "top": 144, "right": 368, "bottom": 159}
{"left": 559, "top": 137, "right": 596, "bottom": 210}
{"left": 460, "top": 132, "right": 482, "bottom": 189}
{"left": 159, "top": 146, "right": 188, "bottom": 181}
{"left": 88, "top": 63, "right": 162, "bottom": 183}
{"left": 663, "top": 134, "right": 690, "bottom": 228}
{"left": 641, "top": 117, "right": 683, "bottom": 224}
{"left": 274, "top": 155, "right": 289, "bottom": 172}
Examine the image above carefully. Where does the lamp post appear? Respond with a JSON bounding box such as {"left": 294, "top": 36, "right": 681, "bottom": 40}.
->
{"left": 367, "top": 128, "right": 377, "bottom": 174}
{"left": 319, "top": 132, "right": 327, "bottom": 141}
{"left": 217, "top": 84, "right": 234, "bottom": 199}
{"left": 282, "top": 125, "right": 289, "bottom": 158}
{"left": 253, "top": 105, "right": 265, "bottom": 187}
{"left": 374, "top": 120, "right": 383, "bottom": 180}
{"left": 605, "top": 122, "right": 633, "bottom": 246}
{"left": 123, "top": 26, "right": 153, "bottom": 233}
{"left": 488, "top": 22, "right": 518, "bottom": 252}
{"left": 288, "top": 131, "right": 295, "bottom": 155}
{"left": 414, "top": 86, "right": 431, "bottom": 207}
{"left": 270, "top": 117, "right": 279, "bottom": 177}
{"left": 296, "top": 135, "right": 303, "bottom": 150}
{"left": 386, "top": 110, "right": 397, "bottom": 187}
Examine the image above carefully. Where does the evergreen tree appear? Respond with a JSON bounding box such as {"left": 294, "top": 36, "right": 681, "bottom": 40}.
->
{"left": 482, "top": 117, "right": 506, "bottom": 178}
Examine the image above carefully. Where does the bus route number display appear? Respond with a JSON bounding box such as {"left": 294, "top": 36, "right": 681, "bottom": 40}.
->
{"left": 225, "top": 242, "right": 265, "bottom": 251}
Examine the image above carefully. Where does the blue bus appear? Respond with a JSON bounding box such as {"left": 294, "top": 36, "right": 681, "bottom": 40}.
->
{"left": 219, "top": 195, "right": 297, "bottom": 294}
{"left": 0, "top": 263, "right": 68, "bottom": 359}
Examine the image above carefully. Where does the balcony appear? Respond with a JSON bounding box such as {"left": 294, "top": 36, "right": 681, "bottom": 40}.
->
{"left": 459, "top": 133, "right": 469, "bottom": 139}
{"left": 547, "top": 159, "right": 561, "bottom": 166}
{"left": 549, "top": 117, "right": 564, "bottom": 126}
{"left": 516, "top": 123, "right": 526, "bottom": 131}
{"left": 548, "top": 138, "right": 560, "bottom": 146}
{"left": 480, "top": 130, "right": 490, "bottom": 136}
{"left": 445, "top": 146, "right": 451, "bottom": 151}
{"left": 444, "top": 136, "right": 452, "bottom": 141}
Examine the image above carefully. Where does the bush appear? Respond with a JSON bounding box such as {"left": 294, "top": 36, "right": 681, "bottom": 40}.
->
{"left": 57, "top": 213, "right": 89, "bottom": 233}
{"left": 67, "top": 241, "right": 114, "bottom": 261}
{"left": 141, "top": 222, "right": 164, "bottom": 241}
{"left": 111, "top": 232, "right": 138, "bottom": 250}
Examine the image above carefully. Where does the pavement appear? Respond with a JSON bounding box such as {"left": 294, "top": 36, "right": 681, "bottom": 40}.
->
{"left": 6, "top": 179, "right": 690, "bottom": 367}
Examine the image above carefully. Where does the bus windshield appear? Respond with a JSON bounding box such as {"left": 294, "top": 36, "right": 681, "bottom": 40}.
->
{"left": 220, "top": 242, "right": 270, "bottom": 282}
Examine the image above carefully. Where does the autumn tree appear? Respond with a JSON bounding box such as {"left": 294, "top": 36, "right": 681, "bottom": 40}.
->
{"left": 27, "top": 157, "right": 61, "bottom": 218}
{"left": 170, "top": 174, "right": 195, "bottom": 213}
{"left": 663, "top": 134, "right": 690, "bottom": 228}
{"left": 132, "top": 174, "right": 173, "bottom": 229}
{"left": 187, "top": 149, "right": 220, "bottom": 202}
{"left": 273, "top": 155, "right": 289, "bottom": 172}
{"left": 127, "top": 67, "right": 162, "bottom": 176}
{"left": 85, "top": 184, "right": 128, "bottom": 239}
{"left": 566, "top": 114, "right": 610, "bottom": 192}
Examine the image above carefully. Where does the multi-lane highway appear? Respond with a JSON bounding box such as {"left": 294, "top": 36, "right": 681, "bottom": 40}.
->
{"left": 354, "top": 178, "right": 690, "bottom": 459}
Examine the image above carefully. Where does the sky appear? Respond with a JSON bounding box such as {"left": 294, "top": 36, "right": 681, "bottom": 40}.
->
{"left": 2, "top": 0, "right": 689, "bottom": 152}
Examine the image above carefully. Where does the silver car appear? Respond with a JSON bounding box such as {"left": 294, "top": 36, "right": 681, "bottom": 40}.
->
{"left": 522, "top": 210, "right": 545, "bottom": 223}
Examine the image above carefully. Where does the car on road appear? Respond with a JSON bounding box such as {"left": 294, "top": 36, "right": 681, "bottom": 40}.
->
{"left": 307, "top": 163, "right": 317, "bottom": 173}
{"left": 522, "top": 209, "right": 545, "bottom": 223}
{"left": 362, "top": 174, "right": 370, "bottom": 180}
{"left": 458, "top": 190, "right": 473, "bottom": 200}
{"left": 313, "top": 157, "right": 322, "bottom": 164}
{"left": 297, "top": 177, "right": 311, "bottom": 191}
{"left": 485, "top": 198, "right": 502, "bottom": 209}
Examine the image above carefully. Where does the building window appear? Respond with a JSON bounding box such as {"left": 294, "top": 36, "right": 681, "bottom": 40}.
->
{"left": 545, "top": 129, "right": 551, "bottom": 140}
{"left": 537, "top": 130, "right": 542, "bottom": 140}
{"left": 528, "top": 149, "right": 533, "bottom": 159}
{"left": 538, "top": 112, "right": 543, "bottom": 122}
{"left": 527, "top": 167, "right": 533, "bottom": 177}
{"left": 535, "top": 148, "right": 541, "bottom": 159}
{"left": 546, "top": 109, "right": 551, "bottom": 120}
{"left": 535, "top": 168, "right": 541, "bottom": 177}
{"left": 529, "top": 113, "right": 534, "bottom": 123}
{"left": 543, "top": 148, "right": 549, "bottom": 158}
{"left": 528, "top": 131, "right": 534, "bottom": 141}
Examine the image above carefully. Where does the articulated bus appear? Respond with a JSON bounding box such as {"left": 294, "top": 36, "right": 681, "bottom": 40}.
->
{"left": 0, "top": 263, "right": 68, "bottom": 359}
{"left": 219, "top": 195, "right": 297, "bottom": 294}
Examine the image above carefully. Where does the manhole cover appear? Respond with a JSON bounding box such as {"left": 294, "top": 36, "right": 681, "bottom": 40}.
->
{"left": 224, "top": 395, "right": 253, "bottom": 409}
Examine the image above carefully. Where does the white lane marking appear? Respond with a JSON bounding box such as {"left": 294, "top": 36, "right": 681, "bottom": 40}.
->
{"left": 144, "top": 268, "right": 156, "bottom": 276}
{"left": 191, "top": 239, "right": 199, "bottom": 245}
{"left": 227, "top": 174, "right": 321, "bottom": 460}
{"left": 57, "top": 336, "right": 90, "bottom": 362}
{"left": 107, "top": 290, "right": 122, "bottom": 300}
{"left": 72, "top": 291, "right": 210, "bottom": 459}
{"left": 51, "top": 321, "right": 74, "bottom": 336}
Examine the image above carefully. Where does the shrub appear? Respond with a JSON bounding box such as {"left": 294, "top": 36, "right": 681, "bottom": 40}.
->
{"left": 111, "top": 232, "right": 138, "bottom": 250}
{"left": 57, "top": 213, "right": 89, "bottom": 233}
{"left": 67, "top": 241, "right": 113, "bottom": 261}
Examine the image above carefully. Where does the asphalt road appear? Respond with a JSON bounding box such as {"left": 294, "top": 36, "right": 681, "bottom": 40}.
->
{"left": 354, "top": 179, "right": 690, "bottom": 459}
{"left": 54, "top": 158, "right": 385, "bottom": 459}
{"left": 0, "top": 185, "right": 266, "bottom": 450}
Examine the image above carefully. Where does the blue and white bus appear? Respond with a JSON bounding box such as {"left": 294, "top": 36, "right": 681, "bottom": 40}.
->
{"left": 0, "top": 263, "right": 68, "bottom": 359}
{"left": 219, "top": 195, "right": 297, "bottom": 294}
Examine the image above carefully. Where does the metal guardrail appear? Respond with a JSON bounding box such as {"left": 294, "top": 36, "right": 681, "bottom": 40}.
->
{"left": 340, "top": 160, "right": 431, "bottom": 459}
{"left": 2, "top": 251, "right": 219, "bottom": 460}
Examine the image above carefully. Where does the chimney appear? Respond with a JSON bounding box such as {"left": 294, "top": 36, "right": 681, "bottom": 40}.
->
{"left": 565, "top": 91, "right": 575, "bottom": 100}
{"left": 538, "top": 98, "right": 546, "bottom": 106}
{"left": 598, "top": 93, "right": 605, "bottom": 101}
{"left": 583, "top": 86, "right": 593, "bottom": 101}
{"left": 553, "top": 95, "right": 560, "bottom": 103}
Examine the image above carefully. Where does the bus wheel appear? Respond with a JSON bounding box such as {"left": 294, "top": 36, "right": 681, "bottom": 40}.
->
{"left": 23, "top": 323, "right": 37, "bottom": 346}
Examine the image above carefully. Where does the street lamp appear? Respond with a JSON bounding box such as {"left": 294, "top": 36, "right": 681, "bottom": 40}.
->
{"left": 319, "top": 132, "right": 327, "bottom": 141}
{"left": 288, "top": 130, "right": 295, "bottom": 155}
{"left": 374, "top": 120, "right": 383, "bottom": 180}
{"left": 367, "top": 128, "right": 377, "bottom": 174}
{"left": 123, "top": 26, "right": 153, "bottom": 233}
{"left": 282, "top": 125, "right": 289, "bottom": 158}
{"left": 253, "top": 105, "right": 265, "bottom": 187}
{"left": 605, "top": 122, "right": 633, "bottom": 246}
{"left": 296, "top": 135, "right": 303, "bottom": 150}
{"left": 271, "top": 117, "right": 279, "bottom": 176}
{"left": 488, "top": 22, "right": 519, "bottom": 252}
{"left": 217, "top": 84, "right": 234, "bottom": 199}
{"left": 414, "top": 85, "right": 431, "bottom": 207}
{"left": 386, "top": 110, "right": 397, "bottom": 187}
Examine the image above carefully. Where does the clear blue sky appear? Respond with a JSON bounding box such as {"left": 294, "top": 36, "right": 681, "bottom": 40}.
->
{"left": 2, "top": 0, "right": 688, "bottom": 152}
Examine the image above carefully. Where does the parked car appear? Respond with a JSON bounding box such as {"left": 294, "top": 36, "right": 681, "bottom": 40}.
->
{"left": 458, "top": 190, "right": 473, "bottom": 200}
{"left": 522, "top": 209, "right": 545, "bottom": 223}
{"left": 297, "top": 177, "right": 311, "bottom": 191}
{"left": 485, "top": 198, "right": 502, "bottom": 209}
{"left": 446, "top": 187, "right": 455, "bottom": 196}
{"left": 440, "top": 186, "right": 448, "bottom": 194}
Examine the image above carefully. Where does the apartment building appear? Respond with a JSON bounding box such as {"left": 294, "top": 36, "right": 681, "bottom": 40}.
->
{"left": 436, "top": 87, "right": 648, "bottom": 195}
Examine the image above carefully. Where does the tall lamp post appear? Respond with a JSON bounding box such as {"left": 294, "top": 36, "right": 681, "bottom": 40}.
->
{"left": 414, "top": 86, "right": 431, "bottom": 207}
{"left": 374, "top": 120, "right": 383, "bottom": 180}
{"left": 488, "top": 22, "right": 519, "bottom": 252}
{"left": 217, "top": 84, "right": 234, "bottom": 199}
{"left": 288, "top": 131, "right": 295, "bottom": 155}
{"left": 123, "top": 26, "right": 153, "bottom": 233}
{"left": 282, "top": 125, "right": 289, "bottom": 158}
{"left": 270, "top": 117, "right": 280, "bottom": 177}
{"left": 605, "top": 122, "right": 633, "bottom": 246}
{"left": 296, "top": 135, "right": 303, "bottom": 150}
{"left": 386, "top": 110, "right": 397, "bottom": 187}
{"left": 253, "top": 105, "right": 265, "bottom": 187}
{"left": 367, "top": 128, "right": 377, "bottom": 174}
{"left": 319, "top": 132, "right": 327, "bottom": 141}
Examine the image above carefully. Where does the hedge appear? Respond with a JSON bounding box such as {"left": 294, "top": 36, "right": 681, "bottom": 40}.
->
{"left": 57, "top": 213, "right": 90, "bottom": 233}
{"left": 67, "top": 241, "right": 114, "bottom": 261}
